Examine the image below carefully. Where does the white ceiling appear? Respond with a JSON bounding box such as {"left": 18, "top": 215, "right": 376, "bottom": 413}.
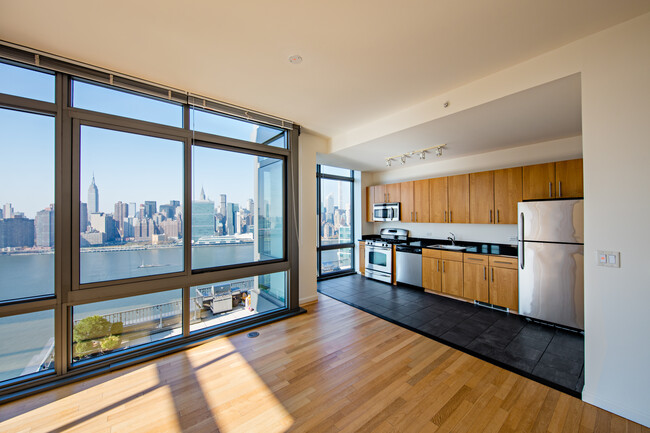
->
{"left": 1, "top": 0, "right": 649, "bottom": 157}
{"left": 318, "top": 73, "right": 583, "bottom": 171}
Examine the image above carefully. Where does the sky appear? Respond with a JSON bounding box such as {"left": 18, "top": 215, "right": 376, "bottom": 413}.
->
{"left": 0, "top": 60, "right": 287, "bottom": 218}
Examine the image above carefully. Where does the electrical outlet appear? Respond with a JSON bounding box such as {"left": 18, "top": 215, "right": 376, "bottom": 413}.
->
{"left": 508, "top": 236, "right": 518, "bottom": 243}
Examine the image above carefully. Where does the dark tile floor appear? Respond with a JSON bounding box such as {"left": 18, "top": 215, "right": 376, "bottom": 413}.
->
{"left": 318, "top": 274, "right": 584, "bottom": 397}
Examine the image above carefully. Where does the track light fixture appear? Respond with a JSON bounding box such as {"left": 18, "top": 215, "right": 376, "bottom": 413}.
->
{"left": 384, "top": 144, "right": 446, "bottom": 168}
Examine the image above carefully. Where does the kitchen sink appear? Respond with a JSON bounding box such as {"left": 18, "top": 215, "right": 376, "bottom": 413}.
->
{"left": 430, "top": 245, "right": 467, "bottom": 251}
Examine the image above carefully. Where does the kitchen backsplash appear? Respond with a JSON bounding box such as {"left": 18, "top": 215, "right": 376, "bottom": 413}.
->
{"left": 373, "top": 222, "right": 518, "bottom": 245}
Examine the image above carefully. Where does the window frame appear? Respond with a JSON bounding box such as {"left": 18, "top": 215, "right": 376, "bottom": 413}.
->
{"left": 0, "top": 52, "right": 301, "bottom": 401}
{"left": 316, "top": 165, "right": 356, "bottom": 279}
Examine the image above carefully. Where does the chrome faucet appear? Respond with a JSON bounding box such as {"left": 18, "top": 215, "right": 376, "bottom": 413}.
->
{"left": 447, "top": 232, "right": 456, "bottom": 245}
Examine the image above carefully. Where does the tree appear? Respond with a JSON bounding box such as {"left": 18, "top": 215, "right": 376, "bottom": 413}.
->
{"left": 72, "top": 315, "right": 123, "bottom": 358}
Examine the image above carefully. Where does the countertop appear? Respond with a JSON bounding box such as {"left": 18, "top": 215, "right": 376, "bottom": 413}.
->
{"left": 359, "top": 235, "right": 518, "bottom": 257}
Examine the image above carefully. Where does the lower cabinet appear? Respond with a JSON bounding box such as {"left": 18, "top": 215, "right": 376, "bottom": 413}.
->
{"left": 441, "top": 251, "right": 463, "bottom": 297}
{"left": 488, "top": 256, "right": 519, "bottom": 310}
{"left": 422, "top": 251, "right": 518, "bottom": 310}
{"left": 359, "top": 242, "right": 365, "bottom": 274}
{"left": 463, "top": 254, "right": 489, "bottom": 303}
{"left": 423, "top": 249, "right": 442, "bottom": 292}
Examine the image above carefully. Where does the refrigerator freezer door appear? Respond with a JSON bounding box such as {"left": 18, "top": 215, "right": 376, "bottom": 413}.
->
{"left": 519, "top": 199, "right": 584, "bottom": 244}
{"left": 519, "top": 241, "right": 584, "bottom": 330}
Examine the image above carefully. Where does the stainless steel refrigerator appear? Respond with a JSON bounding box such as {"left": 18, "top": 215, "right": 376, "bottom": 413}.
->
{"left": 518, "top": 199, "right": 584, "bottom": 330}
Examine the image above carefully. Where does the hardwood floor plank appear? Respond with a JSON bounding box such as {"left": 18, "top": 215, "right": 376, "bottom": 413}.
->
{"left": 0, "top": 294, "right": 647, "bottom": 433}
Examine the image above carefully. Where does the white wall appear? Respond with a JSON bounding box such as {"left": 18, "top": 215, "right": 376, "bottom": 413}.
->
{"left": 367, "top": 136, "right": 582, "bottom": 244}
{"left": 579, "top": 15, "right": 650, "bottom": 426}
{"left": 298, "top": 131, "right": 329, "bottom": 305}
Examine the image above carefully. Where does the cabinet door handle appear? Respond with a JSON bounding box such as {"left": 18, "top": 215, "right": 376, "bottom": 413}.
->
{"left": 443, "top": 261, "right": 445, "bottom": 273}
{"left": 450, "top": 211, "right": 453, "bottom": 223}
{"left": 559, "top": 181, "right": 562, "bottom": 198}
{"left": 466, "top": 257, "right": 483, "bottom": 262}
{"left": 437, "top": 260, "right": 440, "bottom": 272}
{"left": 484, "top": 266, "right": 486, "bottom": 280}
{"left": 415, "top": 211, "right": 418, "bottom": 222}
{"left": 497, "top": 209, "right": 500, "bottom": 223}
{"left": 489, "top": 210, "right": 492, "bottom": 223}
{"left": 444, "top": 211, "right": 447, "bottom": 222}
{"left": 493, "top": 260, "right": 512, "bottom": 265}
{"left": 491, "top": 267, "right": 494, "bottom": 282}
{"left": 549, "top": 182, "right": 552, "bottom": 198}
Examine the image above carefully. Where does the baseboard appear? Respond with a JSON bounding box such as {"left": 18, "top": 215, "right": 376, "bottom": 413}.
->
{"left": 299, "top": 295, "right": 318, "bottom": 306}
{"left": 582, "top": 391, "right": 650, "bottom": 427}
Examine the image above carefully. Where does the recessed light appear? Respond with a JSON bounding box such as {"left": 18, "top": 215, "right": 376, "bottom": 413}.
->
{"left": 289, "top": 55, "right": 303, "bottom": 64}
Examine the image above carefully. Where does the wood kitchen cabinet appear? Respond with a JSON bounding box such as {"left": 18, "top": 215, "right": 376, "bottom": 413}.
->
{"left": 413, "top": 179, "right": 430, "bottom": 222}
{"left": 555, "top": 158, "right": 583, "bottom": 198}
{"left": 400, "top": 181, "right": 414, "bottom": 222}
{"left": 374, "top": 183, "right": 400, "bottom": 203}
{"left": 447, "top": 174, "right": 470, "bottom": 223}
{"left": 463, "top": 254, "right": 489, "bottom": 302}
{"left": 422, "top": 249, "right": 442, "bottom": 293}
{"left": 469, "top": 171, "right": 494, "bottom": 224}
{"left": 494, "top": 167, "right": 523, "bottom": 224}
{"left": 488, "top": 256, "right": 518, "bottom": 310}
{"left": 441, "top": 251, "right": 463, "bottom": 297}
{"left": 359, "top": 242, "right": 366, "bottom": 274}
{"left": 366, "top": 186, "right": 375, "bottom": 222}
{"left": 523, "top": 162, "right": 556, "bottom": 200}
{"left": 429, "top": 177, "right": 448, "bottom": 223}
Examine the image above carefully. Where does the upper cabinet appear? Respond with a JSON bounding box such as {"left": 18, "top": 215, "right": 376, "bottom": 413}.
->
{"left": 375, "top": 183, "right": 401, "bottom": 203}
{"left": 523, "top": 159, "right": 583, "bottom": 200}
{"left": 369, "top": 158, "right": 580, "bottom": 225}
{"left": 447, "top": 174, "right": 469, "bottom": 224}
{"left": 430, "top": 177, "right": 448, "bottom": 223}
{"left": 469, "top": 171, "right": 494, "bottom": 224}
{"left": 400, "top": 181, "right": 414, "bottom": 222}
{"left": 493, "top": 167, "right": 522, "bottom": 224}
{"left": 413, "top": 179, "right": 430, "bottom": 223}
{"left": 555, "top": 159, "right": 583, "bottom": 198}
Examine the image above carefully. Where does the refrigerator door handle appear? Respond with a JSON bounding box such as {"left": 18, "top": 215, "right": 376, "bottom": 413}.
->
{"left": 519, "top": 241, "right": 524, "bottom": 269}
{"left": 519, "top": 212, "right": 524, "bottom": 241}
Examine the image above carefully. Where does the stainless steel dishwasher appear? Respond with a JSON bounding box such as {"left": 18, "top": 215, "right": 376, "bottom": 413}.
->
{"left": 395, "top": 243, "right": 422, "bottom": 287}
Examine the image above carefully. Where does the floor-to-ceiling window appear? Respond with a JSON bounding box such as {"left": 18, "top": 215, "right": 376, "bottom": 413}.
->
{"left": 0, "top": 46, "right": 300, "bottom": 400}
{"left": 317, "top": 165, "right": 355, "bottom": 278}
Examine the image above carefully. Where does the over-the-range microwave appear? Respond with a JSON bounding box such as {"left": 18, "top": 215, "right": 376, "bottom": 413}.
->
{"left": 373, "top": 203, "right": 400, "bottom": 221}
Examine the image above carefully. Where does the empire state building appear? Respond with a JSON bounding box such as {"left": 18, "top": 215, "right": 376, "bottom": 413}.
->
{"left": 88, "top": 174, "right": 99, "bottom": 213}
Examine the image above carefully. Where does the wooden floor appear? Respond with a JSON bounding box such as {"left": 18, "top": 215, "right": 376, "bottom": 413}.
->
{"left": 0, "top": 294, "right": 647, "bottom": 433}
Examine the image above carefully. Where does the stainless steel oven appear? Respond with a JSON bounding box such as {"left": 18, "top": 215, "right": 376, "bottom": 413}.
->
{"left": 364, "top": 228, "right": 408, "bottom": 284}
{"left": 373, "top": 203, "right": 400, "bottom": 222}
{"left": 365, "top": 244, "right": 392, "bottom": 283}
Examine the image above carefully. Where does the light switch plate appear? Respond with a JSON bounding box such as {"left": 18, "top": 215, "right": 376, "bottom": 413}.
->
{"left": 597, "top": 250, "right": 620, "bottom": 268}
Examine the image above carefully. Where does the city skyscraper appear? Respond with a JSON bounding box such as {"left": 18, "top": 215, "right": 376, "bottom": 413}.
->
{"left": 226, "top": 203, "right": 239, "bottom": 235}
{"left": 114, "top": 201, "right": 128, "bottom": 238}
{"left": 144, "top": 201, "right": 157, "bottom": 218}
{"left": 80, "top": 202, "right": 88, "bottom": 233}
{"left": 220, "top": 194, "right": 227, "bottom": 216}
{"left": 88, "top": 175, "right": 99, "bottom": 213}
{"left": 3, "top": 203, "right": 14, "bottom": 219}
{"left": 35, "top": 206, "right": 55, "bottom": 247}
{"left": 128, "top": 202, "right": 136, "bottom": 218}
{"left": 192, "top": 188, "right": 215, "bottom": 241}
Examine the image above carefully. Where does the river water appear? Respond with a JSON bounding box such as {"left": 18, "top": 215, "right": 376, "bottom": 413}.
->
{"left": 0, "top": 244, "right": 260, "bottom": 382}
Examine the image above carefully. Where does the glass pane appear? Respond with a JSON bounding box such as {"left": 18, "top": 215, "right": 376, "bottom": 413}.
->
{"left": 320, "top": 165, "right": 352, "bottom": 177}
{"left": 320, "top": 178, "right": 352, "bottom": 246}
{"left": 72, "top": 290, "right": 182, "bottom": 363}
{"left": 191, "top": 146, "right": 284, "bottom": 270}
{"left": 0, "top": 108, "right": 55, "bottom": 302}
{"left": 190, "top": 108, "right": 286, "bottom": 148}
{"left": 320, "top": 248, "right": 353, "bottom": 275}
{"left": 80, "top": 126, "right": 184, "bottom": 284}
{"left": 190, "top": 271, "right": 285, "bottom": 332}
{"left": 0, "top": 61, "right": 55, "bottom": 103}
{"left": 0, "top": 310, "right": 54, "bottom": 383}
{"left": 72, "top": 80, "right": 183, "bottom": 128}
